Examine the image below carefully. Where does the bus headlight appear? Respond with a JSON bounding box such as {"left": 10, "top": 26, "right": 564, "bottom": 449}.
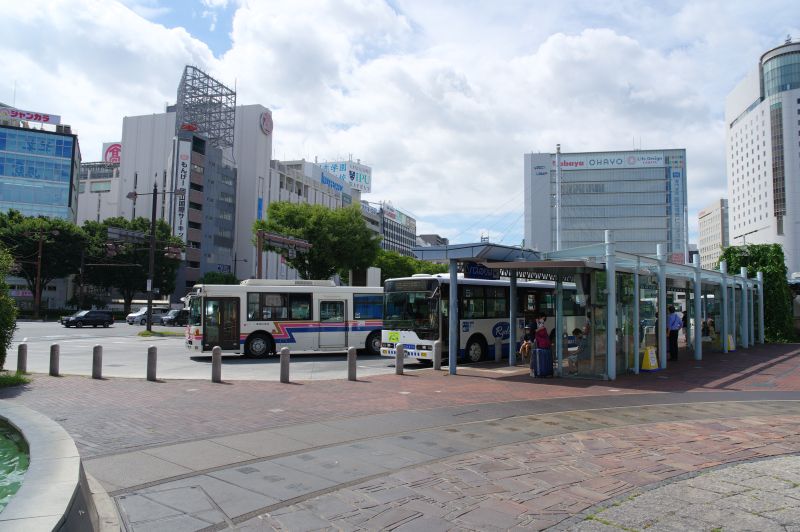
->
{"left": 417, "top": 344, "right": 432, "bottom": 351}
{"left": 382, "top": 342, "right": 396, "bottom": 348}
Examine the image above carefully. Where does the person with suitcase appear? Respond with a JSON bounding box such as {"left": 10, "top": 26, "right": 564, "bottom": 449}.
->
{"left": 530, "top": 314, "right": 553, "bottom": 377}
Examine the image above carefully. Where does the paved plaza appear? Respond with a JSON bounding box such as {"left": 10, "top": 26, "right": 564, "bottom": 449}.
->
{"left": 4, "top": 342, "right": 800, "bottom": 530}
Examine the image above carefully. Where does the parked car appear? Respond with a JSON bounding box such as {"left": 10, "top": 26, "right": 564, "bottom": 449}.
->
{"left": 160, "top": 309, "right": 189, "bottom": 327}
{"left": 61, "top": 310, "right": 114, "bottom": 328}
{"left": 126, "top": 306, "right": 169, "bottom": 325}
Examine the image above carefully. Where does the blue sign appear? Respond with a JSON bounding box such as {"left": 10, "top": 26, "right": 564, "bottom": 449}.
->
{"left": 464, "top": 261, "right": 500, "bottom": 280}
{"left": 492, "top": 322, "right": 510, "bottom": 340}
{"left": 672, "top": 171, "right": 681, "bottom": 178}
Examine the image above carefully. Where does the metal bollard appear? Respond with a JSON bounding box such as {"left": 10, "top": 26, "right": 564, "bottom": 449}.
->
{"left": 147, "top": 346, "right": 157, "bottom": 382}
{"left": 395, "top": 344, "right": 404, "bottom": 375}
{"left": 212, "top": 346, "right": 222, "bottom": 383}
{"left": 495, "top": 336, "right": 502, "bottom": 363}
{"left": 92, "top": 345, "right": 103, "bottom": 379}
{"left": 16, "top": 344, "right": 27, "bottom": 374}
{"left": 49, "top": 344, "right": 60, "bottom": 376}
{"left": 347, "top": 346, "right": 357, "bottom": 381}
{"left": 433, "top": 340, "right": 442, "bottom": 371}
{"left": 280, "top": 347, "right": 290, "bottom": 383}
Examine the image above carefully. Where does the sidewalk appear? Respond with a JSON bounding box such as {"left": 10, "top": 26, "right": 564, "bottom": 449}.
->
{"left": 3, "top": 343, "right": 800, "bottom": 530}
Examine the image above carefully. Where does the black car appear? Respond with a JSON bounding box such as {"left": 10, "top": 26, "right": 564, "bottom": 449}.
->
{"left": 160, "top": 309, "right": 189, "bottom": 327}
{"left": 61, "top": 310, "right": 114, "bottom": 328}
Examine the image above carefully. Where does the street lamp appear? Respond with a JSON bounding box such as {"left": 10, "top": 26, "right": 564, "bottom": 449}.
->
{"left": 126, "top": 182, "right": 185, "bottom": 332}
{"left": 233, "top": 254, "right": 248, "bottom": 278}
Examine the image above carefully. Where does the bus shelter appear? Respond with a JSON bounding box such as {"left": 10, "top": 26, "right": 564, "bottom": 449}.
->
{"left": 413, "top": 231, "right": 765, "bottom": 380}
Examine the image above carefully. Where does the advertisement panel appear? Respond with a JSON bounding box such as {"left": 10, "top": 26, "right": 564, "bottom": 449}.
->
{"left": 0, "top": 106, "right": 61, "bottom": 125}
{"left": 102, "top": 142, "right": 122, "bottom": 164}
{"left": 320, "top": 161, "right": 372, "bottom": 193}
{"left": 173, "top": 140, "right": 191, "bottom": 244}
{"left": 554, "top": 152, "right": 665, "bottom": 171}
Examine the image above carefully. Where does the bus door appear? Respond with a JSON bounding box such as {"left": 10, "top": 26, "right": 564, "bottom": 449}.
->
{"left": 203, "top": 297, "right": 240, "bottom": 351}
{"left": 319, "top": 299, "right": 347, "bottom": 349}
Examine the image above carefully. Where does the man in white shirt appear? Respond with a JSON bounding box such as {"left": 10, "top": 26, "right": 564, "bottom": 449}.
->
{"left": 667, "top": 305, "right": 682, "bottom": 361}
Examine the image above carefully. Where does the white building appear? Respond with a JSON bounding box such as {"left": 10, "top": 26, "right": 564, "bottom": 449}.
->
{"left": 698, "top": 199, "right": 729, "bottom": 270}
{"left": 726, "top": 39, "right": 800, "bottom": 274}
{"left": 524, "top": 148, "right": 688, "bottom": 257}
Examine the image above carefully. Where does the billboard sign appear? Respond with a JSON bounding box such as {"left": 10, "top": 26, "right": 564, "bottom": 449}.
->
{"left": 173, "top": 140, "right": 191, "bottom": 244}
{"left": 102, "top": 142, "right": 122, "bottom": 164}
{"left": 554, "top": 152, "right": 665, "bottom": 171}
{"left": 259, "top": 111, "right": 273, "bottom": 136}
{"left": 320, "top": 160, "right": 372, "bottom": 192}
{"left": 0, "top": 106, "right": 61, "bottom": 125}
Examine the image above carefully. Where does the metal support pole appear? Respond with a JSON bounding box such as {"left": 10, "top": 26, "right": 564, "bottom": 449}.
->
{"left": 720, "top": 261, "right": 728, "bottom": 352}
{"left": 433, "top": 340, "right": 442, "bottom": 370}
{"left": 92, "top": 345, "right": 103, "bottom": 379}
{"left": 731, "top": 272, "right": 737, "bottom": 350}
{"left": 280, "top": 347, "right": 290, "bottom": 383}
{"left": 748, "top": 281, "right": 755, "bottom": 347}
{"left": 448, "top": 259, "right": 458, "bottom": 375}
{"left": 633, "top": 258, "right": 640, "bottom": 374}
{"left": 347, "top": 346, "right": 357, "bottom": 381}
{"left": 657, "top": 244, "right": 668, "bottom": 369}
{"left": 495, "top": 336, "right": 502, "bottom": 363}
{"left": 693, "top": 255, "right": 702, "bottom": 360}
{"left": 509, "top": 273, "right": 518, "bottom": 366}
{"left": 740, "top": 267, "right": 748, "bottom": 348}
{"left": 605, "top": 230, "right": 616, "bottom": 380}
{"left": 147, "top": 346, "right": 157, "bottom": 381}
{"left": 146, "top": 182, "right": 157, "bottom": 333}
{"left": 34, "top": 235, "right": 43, "bottom": 320}
{"left": 212, "top": 346, "right": 222, "bottom": 383}
{"left": 395, "top": 344, "right": 404, "bottom": 375}
{"left": 16, "top": 344, "right": 27, "bottom": 374}
{"left": 555, "top": 144, "right": 562, "bottom": 251}
{"left": 757, "top": 271, "right": 765, "bottom": 343}
{"left": 555, "top": 280, "right": 563, "bottom": 377}
{"left": 49, "top": 344, "right": 59, "bottom": 376}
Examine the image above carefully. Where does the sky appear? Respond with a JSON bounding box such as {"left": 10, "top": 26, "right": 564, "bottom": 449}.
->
{"left": 2, "top": 0, "right": 798, "bottom": 247}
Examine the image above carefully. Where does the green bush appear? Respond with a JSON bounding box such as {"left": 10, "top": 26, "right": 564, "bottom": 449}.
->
{"left": 0, "top": 248, "right": 17, "bottom": 370}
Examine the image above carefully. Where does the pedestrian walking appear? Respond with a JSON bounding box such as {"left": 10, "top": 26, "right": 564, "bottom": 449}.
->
{"left": 668, "top": 305, "right": 682, "bottom": 361}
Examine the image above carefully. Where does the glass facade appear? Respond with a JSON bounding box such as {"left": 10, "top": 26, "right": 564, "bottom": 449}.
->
{"left": 762, "top": 50, "right": 800, "bottom": 97}
{"left": 0, "top": 126, "right": 78, "bottom": 220}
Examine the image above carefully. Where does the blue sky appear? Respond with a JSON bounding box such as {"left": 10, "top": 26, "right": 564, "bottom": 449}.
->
{"left": 2, "top": 0, "right": 798, "bottom": 248}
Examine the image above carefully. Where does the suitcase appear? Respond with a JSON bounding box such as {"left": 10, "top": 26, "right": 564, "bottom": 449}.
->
{"left": 531, "top": 348, "right": 553, "bottom": 377}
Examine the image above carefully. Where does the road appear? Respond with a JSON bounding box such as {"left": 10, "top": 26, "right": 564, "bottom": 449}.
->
{"left": 7, "top": 321, "right": 427, "bottom": 380}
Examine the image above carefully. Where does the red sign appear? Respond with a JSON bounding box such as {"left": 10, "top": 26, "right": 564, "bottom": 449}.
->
{"left": 0, "top": 106, "right": 61, "bottom": 125}
{"left": 103, "top": 143, "right": 122, "bottom": 163}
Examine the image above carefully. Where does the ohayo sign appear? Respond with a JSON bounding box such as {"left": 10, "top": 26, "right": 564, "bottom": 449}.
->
{"left": 554, "top": 153, "right": 665, "bottom": 170}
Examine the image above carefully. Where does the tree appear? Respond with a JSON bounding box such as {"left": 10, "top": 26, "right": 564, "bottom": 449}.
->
{"left": 718, "top": 244, "right": 794, "bottom": 342}
{"left": 0, "top": 210, "right": 86, "bottom": 301}
{"left": 198, "top": 271, "right": 240, "bottom": 285}
{"left": 254, "top": 202, "right": 381, "bottom": 280}
{"left": 82, "top": 217, "right": 184, "bottom": 314}
{"left": 373, "top": 249, "right": 448, "bottom": 283}
{"left": 0, "top": 245, "right": 17, "bottom": 370}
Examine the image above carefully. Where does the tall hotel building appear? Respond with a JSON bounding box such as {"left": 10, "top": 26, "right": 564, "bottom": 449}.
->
{"left": 726, "top": 39, "right": 800, "bottom": 274}
{"left": 524, "top": 149, "right": 688, "bottom": 257}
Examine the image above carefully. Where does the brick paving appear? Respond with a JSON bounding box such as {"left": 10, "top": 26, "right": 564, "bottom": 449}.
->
{"left": 2, "top": 343, "right": 800, "bottom": 458}
{"left": 241, "top": 414, "right": 800, "bottom": 531}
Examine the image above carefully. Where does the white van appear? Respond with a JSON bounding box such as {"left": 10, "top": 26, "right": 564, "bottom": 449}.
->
{"left": 126, "top": 306, "right": 170, "bottom": 325}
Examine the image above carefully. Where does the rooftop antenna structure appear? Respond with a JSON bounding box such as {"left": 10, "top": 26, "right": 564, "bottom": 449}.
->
{"left": 174, "top": 65, "right": 236, "bottom": 149}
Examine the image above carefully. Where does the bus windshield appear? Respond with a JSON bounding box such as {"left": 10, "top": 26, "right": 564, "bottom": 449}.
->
{"left": 383, "top": 289, "right": 439, "bottom": 339}
{"left": 187, "top": 295, "right": 202, "bottom": 326}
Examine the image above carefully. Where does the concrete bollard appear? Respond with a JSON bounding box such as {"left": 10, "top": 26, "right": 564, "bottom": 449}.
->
{"left": 433, "top": 340, "right": 442, "bottom": 371}
{"left": 49, "top": 344, "right": 60, "bottom": 376}
{"left": 395, "top": 344, "right": 404, "bottom": 375}
{"left": 495, "top": 336, "right": 502, "bottom": 363}
{"left": 16, "top": 344, "right": 27, "bottom": 374}
{"left": 92, "top": 345, "right": 103, "bottom": 379}
{"left": 212, "top": 346, "right": 222, "bottom": 383}
{"left": 347, "top": 346, "right": 357, "bottom": 381}
{"left": 147, "top": 346, "right": 157, "bottom": 382}
{"left": 280, "top": 347, "right": 290, "bottom": 383}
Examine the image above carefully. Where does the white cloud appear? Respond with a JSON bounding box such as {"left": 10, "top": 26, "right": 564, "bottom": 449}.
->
{"left": 3, "top": 0, "right": 798, "bottom": 246}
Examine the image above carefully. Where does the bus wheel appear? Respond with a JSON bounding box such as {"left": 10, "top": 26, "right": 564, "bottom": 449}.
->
{"left": 465, "top": 336, "right": 485, "bottom": 363}
{"left": 365, "top": 331, "right": 381, "bottom": 356}
{"left": 246, "top": 333, "right": 273, "bottom": 358}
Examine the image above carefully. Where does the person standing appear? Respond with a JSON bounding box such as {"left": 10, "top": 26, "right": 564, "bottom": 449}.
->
{"left": 668, "top": 305, "right": 682, "bottom": 361}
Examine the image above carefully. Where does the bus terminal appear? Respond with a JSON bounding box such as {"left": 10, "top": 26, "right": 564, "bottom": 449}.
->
{"left": 407, "top": 230, "right": 765, "bottom": 381}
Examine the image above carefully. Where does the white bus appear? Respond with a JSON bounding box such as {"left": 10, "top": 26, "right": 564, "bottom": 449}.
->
{"left": 185, "top": 280, "right": 383, "bottom": 357}
{"left": 380, "top": 274, "right": 586, "bottom": 363}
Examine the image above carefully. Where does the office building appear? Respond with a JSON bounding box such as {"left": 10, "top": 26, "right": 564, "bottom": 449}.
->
{"left": 77, "top": 161, "right": 121, "bottom": 224}
{"left": 725, "top": 38, "right": 800, "bottom": 274}
{"left": 0, "top": 104, "right": 80, "bottom": 221}
{"left": 524, "top": 148, "right": 688, "bottom": 257}
{"left": 418, "top": 234, "right": 449, "bottom": 247}
{"left": 698, "top": 199, "right": 729, "bottom": 269}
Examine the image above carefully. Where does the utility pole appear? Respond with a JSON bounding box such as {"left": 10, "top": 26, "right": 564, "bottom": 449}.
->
{"left": 256, "top": 230, "right": 264, "bottom": 279}
{"left": 34, "top": 235, "right": 43, "bottom": 320}
{"left": 555, "top": 143, "right": 562, "bottom": 251}
{"left": 147, "top": 182, "right": 157, "bottom": 332}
